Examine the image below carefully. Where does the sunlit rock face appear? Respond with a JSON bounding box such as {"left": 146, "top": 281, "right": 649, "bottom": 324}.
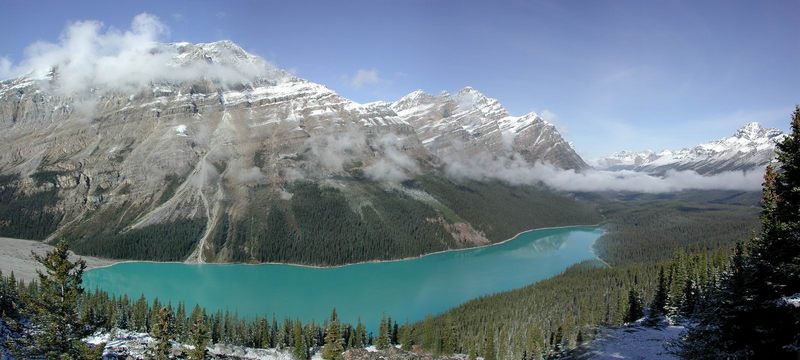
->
{"left": 596, "top": 122, "right": 785, "bottom": 175}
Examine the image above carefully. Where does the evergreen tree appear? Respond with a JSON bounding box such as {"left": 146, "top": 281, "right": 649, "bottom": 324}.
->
{"left": 293, "top": 319, "right": 308, "bottom": 360}
{"left": 0, "top": 270, "right": 19, "bottom": 319}
{"left": 175, "top": 302, "right": 187, "bottom": 341}
{"left": 401, "top": 325, "right": 415, "bottom": 350}
{"left": 392, "top": 320, "right": 399, "bottom": 345}
{"left": 645, "top": 266, "right": 668, "bottom": 326}
{"left": 666, "top": 251, "right": 686, "bottom": 318}
{"left": 25, "top": 240, "right": 95, "bottom": 359}
{"left": 682, "top": 107, "right": 800, "bottom": 358}
{"left": 441, "top": 317, "right": 457, "bottom": 355}
{"left": 484, "top": 320, "right": 496, "bottom": 360}
{"left": 271, "top": 314, "right": 279, "bottom": 348}
{"left": 321, "top": 308, "right": 344, "bottom": 360}
{"left": 354, "top": 318, "right": 366, "bottom": 348}
{"left": 151, "top": 306, "right": 174, "bottom": 360}
{"left": 623, "top": 288, "right": 643, "bottom": 323}
{"left": 187, "top": 313, "right": 210, "bottom": 360}
{"left": 150, "top": 297, "right": 162, "bottom": 332}
{"left": 132, "top": 294, "right": 148, "bottom": 332}
{"left": 376, "top": 315, "right": 390, "bottom": 349}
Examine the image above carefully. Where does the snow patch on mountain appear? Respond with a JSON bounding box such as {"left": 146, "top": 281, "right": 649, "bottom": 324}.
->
{"left": 386, "top": 87, "right": 588, "bottom": 170}
{"left": 596, "top": 122, "right": 785, "bottom": 174}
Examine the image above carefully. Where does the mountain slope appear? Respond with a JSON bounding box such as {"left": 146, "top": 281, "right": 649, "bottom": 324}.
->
{"left": 596, "top": 122, "right": 784, "bottom": 174}
{"left": 0, "top": 40, "right": 599, "bottom": 264}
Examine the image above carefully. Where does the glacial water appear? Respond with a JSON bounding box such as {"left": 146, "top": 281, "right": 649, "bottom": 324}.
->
{"left": 84, "top": 226, "right": 604, "bottom": 331}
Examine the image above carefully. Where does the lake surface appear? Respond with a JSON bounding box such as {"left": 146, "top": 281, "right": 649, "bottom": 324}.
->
{"left": 84, "top": 226, "right": 604, "bottom": 331}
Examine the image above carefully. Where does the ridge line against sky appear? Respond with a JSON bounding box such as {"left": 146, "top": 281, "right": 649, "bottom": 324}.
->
{"left": 0, "top": 0, "right": 797, "bottom": 159}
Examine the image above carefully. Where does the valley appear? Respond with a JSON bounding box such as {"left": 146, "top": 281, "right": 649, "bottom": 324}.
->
{"left": 0, "top": 14, "right": 795, "bottom": 358}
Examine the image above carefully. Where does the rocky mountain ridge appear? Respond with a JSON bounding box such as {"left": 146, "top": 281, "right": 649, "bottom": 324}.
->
{"left": 596, "top": 122, "right": 785, "bottom": 174}
{"left": 0, "top": 40, "right": 598, "bottom": 264}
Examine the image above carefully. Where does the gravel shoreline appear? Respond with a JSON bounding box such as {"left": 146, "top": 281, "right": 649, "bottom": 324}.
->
{"left": 0, "top": 237, "right": 116, "bottom": 282}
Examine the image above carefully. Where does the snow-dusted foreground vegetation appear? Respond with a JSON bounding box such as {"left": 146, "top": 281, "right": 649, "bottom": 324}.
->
{"left": 567, "top": 320, "right": 684, "bottom": 360}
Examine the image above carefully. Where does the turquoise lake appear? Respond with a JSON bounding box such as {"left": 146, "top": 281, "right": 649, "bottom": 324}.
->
{"left": 84, "top": 226, "right": 604, "bottom": 331}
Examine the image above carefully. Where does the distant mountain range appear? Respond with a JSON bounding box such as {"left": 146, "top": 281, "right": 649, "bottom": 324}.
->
{"left": 595, "top": 122, "right": 784, "bottom": 174}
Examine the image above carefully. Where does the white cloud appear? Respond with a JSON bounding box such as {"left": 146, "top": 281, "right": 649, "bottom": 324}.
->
{"left": 305, "top": 130, "right": 368, "bottom": 173}
{"left": 1, "top": 13, "right": 272, "bottom": 95}
{"left": 442, "top": 151, "right": 763, "bottom": 193}
{"left": 0, "top": 57, "right": 12, "bottom": 80}
{"left": 344, "top": 68, "right": 381, "bottom": 88}
{"left": 363, "top": 133, "right": 420, "bottom": 183}
{"left": 540, "top": 109, "right": 568, "bottom": 135}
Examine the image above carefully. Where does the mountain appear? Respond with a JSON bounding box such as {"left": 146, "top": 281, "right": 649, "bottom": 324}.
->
{"left": 0, "top": 40, "right": 600, "bottom": 264}
{"left": 596, "top": 122, "right": 785, "bottom": 174}
{"left": 383, "top": 87, "right": 588, "bottom": 170}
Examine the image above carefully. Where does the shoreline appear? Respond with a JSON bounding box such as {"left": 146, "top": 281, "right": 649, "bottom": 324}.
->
{"left": 0, "top": 237, "right": 117, "bottom": 282}
{"left": 86, "top": 223, "right": 606, "bottom": 271}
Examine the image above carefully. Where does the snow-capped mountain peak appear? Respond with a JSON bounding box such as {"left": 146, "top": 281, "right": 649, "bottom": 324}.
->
{"left": 382, "top": 87, "right": 587, "bottom": 169}
{"left": 596, "top": 122, "right": 785, "bottom": 174}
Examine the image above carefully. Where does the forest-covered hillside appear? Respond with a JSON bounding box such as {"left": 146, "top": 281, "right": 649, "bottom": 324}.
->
{"left": 400, "top": 190, "right": 762, "bottom": 359}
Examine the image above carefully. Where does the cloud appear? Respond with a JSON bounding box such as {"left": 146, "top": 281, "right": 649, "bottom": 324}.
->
{"left": 1, "top": 13, "right": 272, "bottom": 95}
{"left": 0, "top": 57, "right": 12, "bottom": 80}
{"left": 442, "top": 151, "right": 763, "bottom": 193}
{"left": 363, "top": 134, "right": 420, "bottom": 183}
{"left": 344, "top": 68, "right": 381, "bottom": 88}
{"left": 540, "top": 109, "right": 568, "bottom": 135}
{"left": 305, "top": 129, "right": 368, "bottom": 173}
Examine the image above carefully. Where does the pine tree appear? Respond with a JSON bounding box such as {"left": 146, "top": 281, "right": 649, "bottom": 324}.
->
{"left": 293, "top": 319, "right": 308, "bottom": 360}
{"left": 645, "top": 266, "right": 668, "bottom": 326}
{"left": 376, "top": 315, "right": 390, "bottom": 349}
{"left": 441, "top": 317, "right": 458, "bottom": 355}
{"left": 401, "top": 325, "right": 415, "bottom": 350}
{"left": 354, "top": 318, "right": 366, "bottom": 348}
{"left": 623, "top": 288, "right": 643, "bottom": 323}
{"left": 321, "top": 308, "right": 344, "bottom": 360}
{"left": 271, "top": 314, "right": 279, "bottom": 348}
{"left": 392, "top": 321, "right": 399, "bottom": 345}
{"left": 666, "top": 251, "right": 686, "bottom": 318}
{"left": 682, "top": 107, "right": 800, "bottom": 358}
{"left": 743, "top": 106, "right": 800, "bottom": 355}
{"left": 132, "top": 294, "right": 148, "bottom": 332}
{"left": 484, "top": 320, "right": 496, "bottom": 360}
{"left": 150, "top": 297, "right": 162, "bottom": 332}
{"left": 151, "top": 306, "right": 174, "bottom": 360}
{"left": 187, "top": 312, "right": 210, "bottom": 360}
{"left": 25, "top": 240, "right": 95, "bottom": 359}
{"left": 175, "top": 302, "right": 187, "bottom": 341}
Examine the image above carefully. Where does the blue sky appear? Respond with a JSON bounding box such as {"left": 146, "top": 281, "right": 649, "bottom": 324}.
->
{"left": 1, "top": 0, "right": 798, "bottom": 159}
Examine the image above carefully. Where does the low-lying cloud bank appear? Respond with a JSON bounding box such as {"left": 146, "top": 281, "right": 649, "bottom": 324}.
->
{"left": 443, "top": 152, "right": 764, "bottom": 193}
{"left": 0, "top": 13, "right": 271, "bottom": 95}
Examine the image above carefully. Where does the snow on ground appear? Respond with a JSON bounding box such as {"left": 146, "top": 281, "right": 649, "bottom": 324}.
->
{"left": 571, "top": 322, "right": 684, "bottom": 360}
{"left": 174, "top": 124, "right": 188, "bottom": 136}
{"left": 781, "top": 293, "right": 800, "bottom": 308}
{"left": 84, "top": 328, "right": 297, "bottom": 360}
